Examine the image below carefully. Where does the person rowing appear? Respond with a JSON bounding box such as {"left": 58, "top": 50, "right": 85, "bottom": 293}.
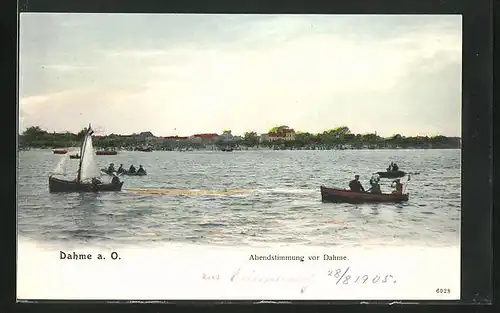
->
{"left": 386, "top": 162, "right": 399, "bottom": 172}
{"left": 349, "top": 175, "right": 365, "bottom": 192}
{"left": 391, "top": 178, "right": 403, "bottom": 195}
{"left": 117, "top": 164, "right": 125, "bottom": 174}
{"left": 128, "top": 165, "right": 136, "bottom": 173}
{"left": 387, "top": 162, "right": 393, "bottom": 172}
{"left": 392, "top": 163, "right": 399, "bottom": 172}
{"left": 108, "top": 163, "right": 115, "bottom": 173}
{"left": 137, "top": 165, "right": 146, "bottom": 174}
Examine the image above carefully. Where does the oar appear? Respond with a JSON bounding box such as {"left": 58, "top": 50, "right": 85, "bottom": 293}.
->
{"left": 403, "top": 174, "right": 412, "bottom": 193}
{"left": 100, "top": 169, "right": 124, "bottom": 176}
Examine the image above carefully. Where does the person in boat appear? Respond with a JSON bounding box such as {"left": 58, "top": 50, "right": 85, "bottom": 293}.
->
{"left": 387, "top": 162, "right": 393, "bottom": 172}
{"left": 392, "top": 163, "right": 399, "bottom": 172}
{"left": 391, "top": 178, "right": 403, "bottom": 195}
{"left": 128, "top": 165, "right": 137, "bottom": 173}
{"left": 137, "top": 165, "right": 146, "bottom": 174}
{"left": 111, "top": 173, "right": 121, "bottom": 185}
{"left": 117, "top": 164, "right": 125, "bottom": 174}
{"left": 91, "top": 177, "right": 102, "bottom": 189}
{"left": 108, "top": 163, "right": 115, "bottom": 173}
{"left": 349, "top": 175, "right": 365, "bottom": 192}
{"left": 368, "top": 175, "right": 382, "bottom": 194}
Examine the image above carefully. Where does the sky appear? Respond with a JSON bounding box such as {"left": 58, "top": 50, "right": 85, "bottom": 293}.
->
{"left": 19, "top": 14, "right": 462, "bottom": 137}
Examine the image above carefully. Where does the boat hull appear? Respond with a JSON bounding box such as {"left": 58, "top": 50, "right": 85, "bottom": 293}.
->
{"left": 53, "top": 149, "right": 68, "bottom": 154}
{"left": 69, "top": 155, "right": 80, "bottom": 159}
{"left": 96, "top": 151, "right": 118, "bottom": 155}
{"left": 49, "top": 176, "right": 123, "bottom": 193}
{"left": 320, "top": 186, "right": 408, "bottom": 203}
{"left": 376, "top": 171, "right": 406, "bottom": 178}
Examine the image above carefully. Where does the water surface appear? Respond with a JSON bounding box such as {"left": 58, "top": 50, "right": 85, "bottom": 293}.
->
{"left": 17, "top": 149, "right": 461, "bottom": 247}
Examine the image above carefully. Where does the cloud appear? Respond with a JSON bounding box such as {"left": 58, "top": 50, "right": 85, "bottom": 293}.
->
{"left": 41, "top": 64, "right": 96, "bottom": 71}
{"left": 99, "top": 49, "right": 172, "bottom": 58}
{"left": 19, "top": 14, "right": 462, "bottom": 137}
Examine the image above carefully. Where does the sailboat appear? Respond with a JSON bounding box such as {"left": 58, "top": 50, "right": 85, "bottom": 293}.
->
{"left": 48, "top": 124, "right": 124, "bottom": 193}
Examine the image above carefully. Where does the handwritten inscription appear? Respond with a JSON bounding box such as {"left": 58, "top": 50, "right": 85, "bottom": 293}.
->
{"left": 201, "top": 266, "right": 396, "bottom": 294}
{"left": 59, "top": 251, "right": 121, "bottom": 260}
{"left": 201, "top": 267, "right": 314, "bottom": 293}
{"left": 328, "top": 268, "right": 396, "bottom": 284}
{"left": 202, "top": 273, "right": 220, "bottom": 280}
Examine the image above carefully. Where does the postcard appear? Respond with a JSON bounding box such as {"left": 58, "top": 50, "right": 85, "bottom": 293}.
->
{"left": 17, "top": 13, "right": 462, "bottom": 300}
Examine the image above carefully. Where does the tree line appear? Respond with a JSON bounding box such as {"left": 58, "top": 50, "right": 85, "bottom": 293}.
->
{"left": 19, "top": 125, "right": 461, "bottom": 150}
{"left": 242, "top": 126, "right": 460, "bottom": 149}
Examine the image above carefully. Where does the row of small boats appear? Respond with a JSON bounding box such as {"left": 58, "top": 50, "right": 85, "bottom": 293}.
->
{"left": 54, "top": 149, "right": 117, "bottom": 156}
{"left": 101, "top": 168, "right": 147, "bottom": 176}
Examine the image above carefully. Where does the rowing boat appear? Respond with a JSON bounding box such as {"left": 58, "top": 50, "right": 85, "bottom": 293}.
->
{"left": 375, "top": 170, "right": 406, "bottom": 178}
{"left": 320, "top": 186, "right": 409, "bottom": 203}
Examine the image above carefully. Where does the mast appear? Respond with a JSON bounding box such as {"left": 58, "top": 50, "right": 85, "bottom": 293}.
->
{"left": 76, "top": 124, "right": 91, "bottom": 183}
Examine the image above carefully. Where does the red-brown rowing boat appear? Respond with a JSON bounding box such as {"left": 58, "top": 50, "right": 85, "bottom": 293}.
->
{"left": 320, "top": 186, "right": 409, "bottom": 203}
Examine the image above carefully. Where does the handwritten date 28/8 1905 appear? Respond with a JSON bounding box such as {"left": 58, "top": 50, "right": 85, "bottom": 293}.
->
{"left": 328, "top": 267, "right": 396, "bottom": 285}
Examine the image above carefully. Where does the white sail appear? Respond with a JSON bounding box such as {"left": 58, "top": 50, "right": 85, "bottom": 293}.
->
{"left": 79, "top": 132, "right": 101, "bottom": 182}
{"left": 52, "top": 154, "right": 69, "bottom": 175}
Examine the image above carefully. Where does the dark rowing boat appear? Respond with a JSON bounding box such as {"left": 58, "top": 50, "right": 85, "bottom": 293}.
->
{"left": 320, "top": 186, "right": 409, "bottom": 203}
{"left": 48, "top": 124, "right": 124, "bottom": 193}
{"left": 96, "top": 150, "right": 118, "bottom": 155}
{"left": 101, "top": 168, "right": 147, "bottom": 176}
{"left": 375, "top": 170, "right": 406, "bottom": 178}
{"left": 49, "top": 175, "right": 123, "bottom": 192}
{"left": 69, "top": 154, "right": 80, "bottom": 159}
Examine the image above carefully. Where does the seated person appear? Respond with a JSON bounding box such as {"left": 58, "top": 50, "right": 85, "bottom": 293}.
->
{"left": 368, "top": 175, "right": 382, "bottom": 194}
{"left": 108, "top": 163, "right": 115, "bottom": 173}
{"left": 392, "top": 163, "right": 399, "bottom": 172}
{"left": 387, "top": 162, "right": 393, "bottom": 172}
{"left": 137, "top": 165, "right": 146, "bottom": 174}
{"left": 111, "top": 174, "right": 120, "bottom": 185}
{"left": 128, "top": 165, "right": 136, "bottom": 173}
{"left": 349, "top": 175, "right": 365, "bottom": 192}
{"left": 117, "top": 164, "right": 125, "bottom": 173}
{"left": 391, "top": 179, "right": 403, "bottom": 194}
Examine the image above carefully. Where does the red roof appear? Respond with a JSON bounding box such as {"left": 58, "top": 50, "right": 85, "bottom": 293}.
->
{"left": 193, "top": 133, "right": 218, "bottom": 138}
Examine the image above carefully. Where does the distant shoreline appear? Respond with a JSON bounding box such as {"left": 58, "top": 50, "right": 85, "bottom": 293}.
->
{"left": 19, "top": 146, "right": 461, "bottom": 152}
{"left": 18, "top": 125, "right": 461, "bottom": 151}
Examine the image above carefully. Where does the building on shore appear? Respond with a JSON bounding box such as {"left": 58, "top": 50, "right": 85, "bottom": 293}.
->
{"left": 260, "top": 126, "right": 296, "bottom": 143}
{"left": 189, "top": 133, "right": 219, "bottom": 147}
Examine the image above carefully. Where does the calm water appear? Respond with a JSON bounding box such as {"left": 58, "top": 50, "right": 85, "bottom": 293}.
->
{"left": 17, "top": 149, "right": 461, "bottom": 247}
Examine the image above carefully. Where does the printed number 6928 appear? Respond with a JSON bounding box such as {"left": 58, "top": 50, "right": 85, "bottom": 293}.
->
{"left": 435, "top": 288, "right": 451, "bottom": 294}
